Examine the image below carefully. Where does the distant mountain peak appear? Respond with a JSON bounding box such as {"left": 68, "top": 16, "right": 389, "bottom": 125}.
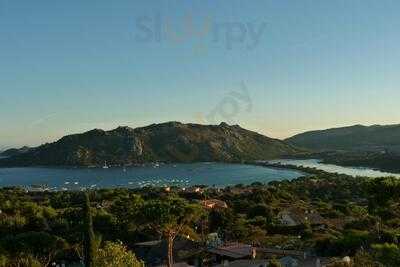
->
{"left": 112, "top": 126, "right": 134, "bottom": 133}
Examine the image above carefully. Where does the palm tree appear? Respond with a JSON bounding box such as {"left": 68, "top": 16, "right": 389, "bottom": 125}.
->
{"left": 142, "top": 197, "right": 203, "bottom": 267}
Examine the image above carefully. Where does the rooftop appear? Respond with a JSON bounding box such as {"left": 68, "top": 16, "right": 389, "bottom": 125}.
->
{"left": 202, "top": 199, "right": 228, "bottom": 209}
{"left": 213, "top": 259, "right": 269, "bottom": 267}
{"left": 208, "top": 243, "right": 254, "bottom": 259}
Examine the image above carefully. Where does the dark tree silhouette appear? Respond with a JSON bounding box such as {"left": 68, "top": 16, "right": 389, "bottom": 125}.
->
{"left": 83, "top": 192, "right": 97, "bottom": 267}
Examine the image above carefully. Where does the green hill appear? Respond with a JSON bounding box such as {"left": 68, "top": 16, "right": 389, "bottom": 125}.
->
{"left": 286, "top": 124, "right": 400, "bottom": 152}
{"left": 0, "top": 122, "right": 301, "bottom": 167}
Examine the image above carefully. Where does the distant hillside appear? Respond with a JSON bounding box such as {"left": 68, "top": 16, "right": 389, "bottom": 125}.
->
{"left": 320, "top": 151, "right": 400, "bottom": 173}
{"left": 0, "top": 146, "right": 31, "bottom": 158}
{"left": 0, "top": 122, "right": 302, "bottom": 167}
{"left": 286, "top": 124, "right": 400, "bottom": 153}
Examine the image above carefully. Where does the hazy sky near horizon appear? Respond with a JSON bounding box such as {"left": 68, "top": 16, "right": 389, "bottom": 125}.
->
{"left": 1, "top": 1, "right": 400, "bottom": 148}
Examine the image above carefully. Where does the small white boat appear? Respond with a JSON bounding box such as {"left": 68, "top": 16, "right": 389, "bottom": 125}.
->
{"left": 103, "top": 161, "right": 109, "bottom": 169}
{"left": 153, "top": 163, "right": 160, "bottom": 168}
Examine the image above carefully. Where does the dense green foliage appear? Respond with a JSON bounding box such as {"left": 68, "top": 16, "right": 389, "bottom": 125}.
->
{"left": 267, "top": 258, "right": 282, "bottom": 267}
{"left": 321, "top": 151, "right": 400, "bottom": 173}
{"left": 96, "top": 241, "right": 143, "bottom": 267}
{"left": 0, "top": 167, "right": 399, "bottom": 266}
{"left": 142, "top": 198, "right": 204, "bottom": 267}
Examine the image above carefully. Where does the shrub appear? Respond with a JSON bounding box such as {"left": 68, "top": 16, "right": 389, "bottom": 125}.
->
{"left": 96, "top": 241, "right": 143, "bottom": 267}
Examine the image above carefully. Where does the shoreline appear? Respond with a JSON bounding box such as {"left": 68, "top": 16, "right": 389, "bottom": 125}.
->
{"left": 0, "top": 162, "right": 304, "bottom": 192}
{"left": 3, "top": 159, "right": 398, "bottom": 192}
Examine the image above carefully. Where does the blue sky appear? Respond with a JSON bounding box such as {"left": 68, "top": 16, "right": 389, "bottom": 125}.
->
{"left": 1, "top": 0, "right": 400, "bottom": 148}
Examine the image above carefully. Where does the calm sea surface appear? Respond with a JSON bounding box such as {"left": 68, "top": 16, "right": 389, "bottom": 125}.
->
{"left": 269, "top": 159, "right": 400, "bottom": 178}
{"left": 0, "top": 163, "right": 305, "bottom": 190}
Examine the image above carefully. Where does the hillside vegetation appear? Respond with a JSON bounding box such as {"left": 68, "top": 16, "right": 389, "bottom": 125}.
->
{"left": 0, "top": 122, "right": 301, "bottom": 167}
{"left": 286, "top": 124, "right": 400, "bottom": 152}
